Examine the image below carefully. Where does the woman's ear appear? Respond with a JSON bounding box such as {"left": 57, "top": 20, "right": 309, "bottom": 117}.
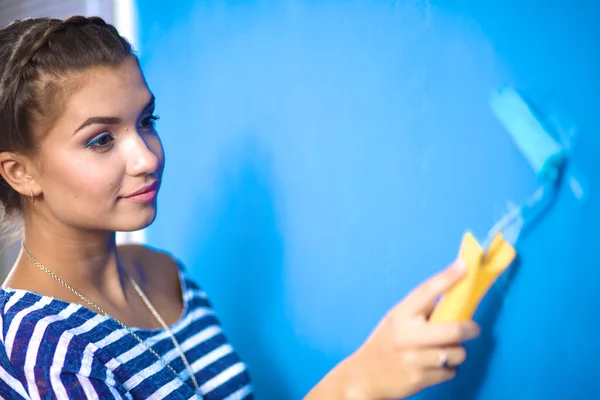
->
{"left": 0, "top": 152, "right": 41, "bottom": 197}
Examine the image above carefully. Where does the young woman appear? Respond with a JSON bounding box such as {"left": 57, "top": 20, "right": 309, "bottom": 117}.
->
{"left": 0, "top": 16, "right": 480, "bottom": 399}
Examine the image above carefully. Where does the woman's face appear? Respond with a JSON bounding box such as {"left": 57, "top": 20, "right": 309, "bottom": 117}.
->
{"left": 34, "top": 57, "right": 164, "bottom": 233}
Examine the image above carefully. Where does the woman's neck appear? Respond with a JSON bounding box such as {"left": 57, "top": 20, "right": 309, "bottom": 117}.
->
{"left": 9, "top": 215, "right": 128, "bottom": 304}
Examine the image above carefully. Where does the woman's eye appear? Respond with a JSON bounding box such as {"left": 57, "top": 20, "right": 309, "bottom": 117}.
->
{"left": 140, "top": 114, "right": 160, "bottom": 130}
{"left": 85, "top": 133, "right": 114, "bottom": 149}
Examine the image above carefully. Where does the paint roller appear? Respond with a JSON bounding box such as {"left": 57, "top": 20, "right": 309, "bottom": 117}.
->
{"left": 430, "top": 86, "right": 569, "bottom": 323}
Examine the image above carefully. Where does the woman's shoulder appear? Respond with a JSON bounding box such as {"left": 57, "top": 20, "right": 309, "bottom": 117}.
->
{"left": 118, "top": 243, "right": 204, "bottom": 288}
{"left": 117, "top": 244, "right": 206, "bottom": 309}
{"left": 117, "top": 243, "right": 179, "bottom": 269}
{"left": 118, "top": 243, "right": 189, "bottom": 291}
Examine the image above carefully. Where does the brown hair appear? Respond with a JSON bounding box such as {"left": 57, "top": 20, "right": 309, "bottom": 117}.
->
{"left": 0, "top": 15, "right": 135, "bottom": 224}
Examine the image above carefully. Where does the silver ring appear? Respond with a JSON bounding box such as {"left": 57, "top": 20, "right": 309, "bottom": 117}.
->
{"left": 438, "top": 351, "right": 450, "bottom": 368}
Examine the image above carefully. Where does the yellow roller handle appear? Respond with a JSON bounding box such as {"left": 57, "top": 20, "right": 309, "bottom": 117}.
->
{"left": 429, "top": 232, "right": 516, "bottom": 322}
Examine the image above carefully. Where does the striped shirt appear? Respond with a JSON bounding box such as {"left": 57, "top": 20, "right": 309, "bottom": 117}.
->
{"left": 0, "top": 263, "right": 253, "bottom": 399}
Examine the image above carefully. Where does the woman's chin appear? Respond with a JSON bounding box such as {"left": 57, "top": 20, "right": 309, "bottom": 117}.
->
{"left": 116, "top": 209, "right": 158, "bottom": 232}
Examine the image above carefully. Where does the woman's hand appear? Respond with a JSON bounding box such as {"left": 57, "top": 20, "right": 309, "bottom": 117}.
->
{"left": 305, "top": 260, "right": 480, "bottom": 400}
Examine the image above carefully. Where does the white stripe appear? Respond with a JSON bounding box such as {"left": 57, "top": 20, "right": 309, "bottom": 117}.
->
{"left": 144, "top": 376, "right": 182, "bottom": 400}
{"left": 60, "top": 313, "right": 105, "bottom": 375}
{"left": 223, "top": 384, "right": 253, "bottom": 400}
{"left": 44, "top": 313, "right": 104, "bottom": 394}
{"left": 49, "top": 332, "right": 74, "bottom": 398}
{"left": 106, "top": 380, "right": 127, "bottom": 400}
{"left": 122, "top": 324, "right": 222, "bottom": 391}
{"left": 189, "top": 344, "right": 233, "bottom": 374}
{"left": 49, "top": 322, "right": 132, "bottom": 400}
{"left": 77, "top": 374, "right": 100, "bottom": 400}
{"left": 69, "top": 313, "right": 107, "bottom": 382}
{"left": 94, "top": 328, "right": 127, "bottom": 349}
{"left": 105, "top": 356, "right": 121, "bottom": 371}
{"left": 77, "top": 343, "right": 135, "bottom": 400}
{"left": 3, "top": 290, "right": 26, "bottom": 314}
{"left": 103, "top": 362, "right": 135, "bottom": 400}
{"left": 201, "top": 362, "right": 246, "bottom": 394}
{"left": 79, "top": 343, "right": 97, "bottom": 377}
{"left": 183, "top": 289, "right": 207, "bottom": 302}
{"left": 0, "top": 364, "right": 31, "bottom": 399}
{"left": 112, "top": 375, "right": 135, "bottom": 400}
{"left": 69, "top": 313, "right": 108, "bottom": 336}
{"left": 24, "top": 303, "right": 80, "bottom": 400}
{"left": 5, "top": 296, "right": 53, "bottom": 358}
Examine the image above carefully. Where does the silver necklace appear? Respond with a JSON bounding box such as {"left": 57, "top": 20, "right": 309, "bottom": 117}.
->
{"left": 21, "top": 245, "right": 202, "bottom": 395}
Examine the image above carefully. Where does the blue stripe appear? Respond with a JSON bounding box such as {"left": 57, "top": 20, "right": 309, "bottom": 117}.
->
{"left": 62, "top": 333, "right": 90, "bottom": 374}
{"left": 117, "top": 336, "right": 176, "bottom": 382}
{"left": 198, "top": 351, "right": 245, "bottom": 384}
{"left": 88, "top": 374, "right": 122, "bottom": 398}
{"left": 127, "top": 365, "right": 182, "bottom": 399}
{"left": 0, "top": 291, "right": 15, "bottom": 314}
{"left": 60, "top": 370, "right": 87, "bottom": 398}
{"left": 0, "top": 380, "right": 28, "bottom": 400}
{"left": 206, "top": 373, "right": 252, "bottom": 400}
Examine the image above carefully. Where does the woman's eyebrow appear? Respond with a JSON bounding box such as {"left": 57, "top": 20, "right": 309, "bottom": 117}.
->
{"left": 73, "top": 94, "right": 156, "bottom": 135}
{"left": 74, "top": 116, "right": 121, "bottom": 134}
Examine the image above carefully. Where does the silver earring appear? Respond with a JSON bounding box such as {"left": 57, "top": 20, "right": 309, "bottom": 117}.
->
{"left": 30, "top": 189, "right": 34, "bottom": 203}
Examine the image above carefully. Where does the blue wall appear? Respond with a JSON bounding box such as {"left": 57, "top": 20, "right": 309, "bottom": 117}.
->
{"left": 136, "top": 1, "right": 600, "bottom": 398}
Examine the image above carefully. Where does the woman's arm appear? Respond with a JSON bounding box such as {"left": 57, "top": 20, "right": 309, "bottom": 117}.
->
{"left": 303, "top": 357, "right": 365, "bottom": 400}
{"left": 304, "top": 260, "right": 480, "bottom": 400}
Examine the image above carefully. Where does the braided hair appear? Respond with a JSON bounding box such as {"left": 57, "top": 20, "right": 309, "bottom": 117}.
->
{"left": 0, "top": 16, "right": 135, "bottom": 224}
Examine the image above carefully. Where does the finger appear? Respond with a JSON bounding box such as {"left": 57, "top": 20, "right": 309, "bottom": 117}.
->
{"left": 403, "top": 321, "right": 480, "bottom": 347}
{"left": 400, "top": 346, "right": 466, "bottom": 370}
{"left": 419, "top": 346, "right": 467, "bottom": 370}
{"left": 399, "top": 260, "right": 466, "bottom": 316}
{"left": 419, "top": 367, "right": 457, "bottom": 388}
